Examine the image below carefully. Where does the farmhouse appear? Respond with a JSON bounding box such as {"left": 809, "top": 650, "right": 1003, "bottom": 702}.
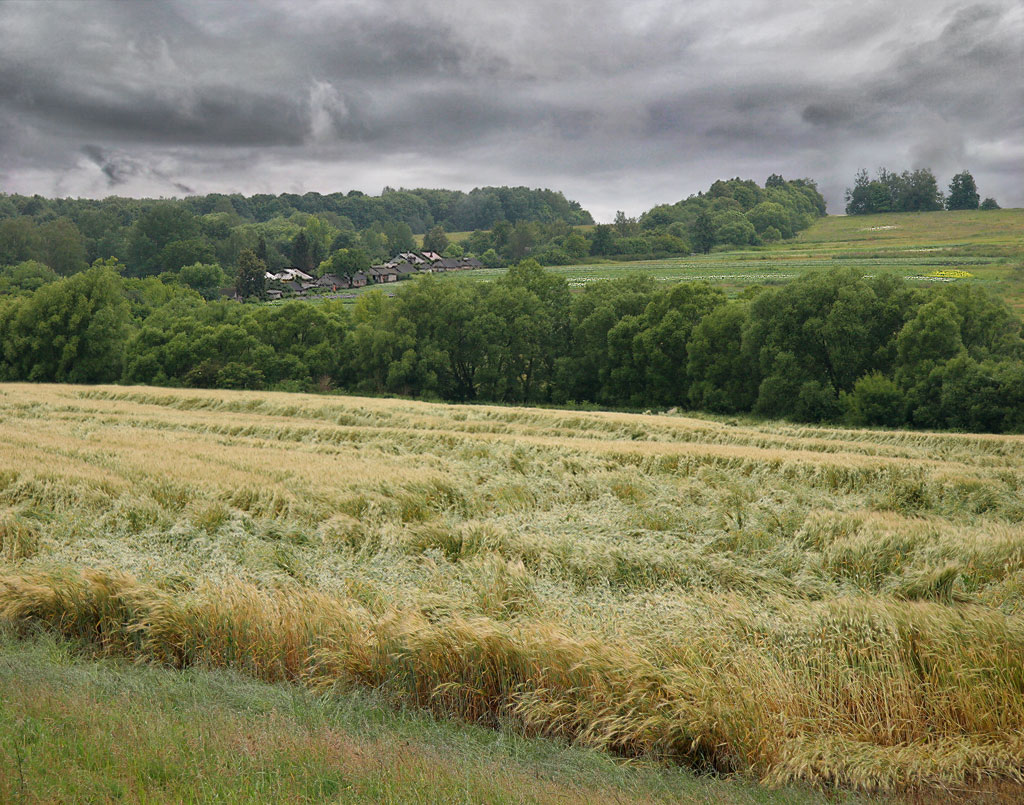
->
{"left": 260, "top": 251, "right": 489, "bottom": 300}
{"left": 266, "top": 267, "right": 314, "bottom": 282}
{"left": 316, "top": 273, "right": 350, "bottom": 290}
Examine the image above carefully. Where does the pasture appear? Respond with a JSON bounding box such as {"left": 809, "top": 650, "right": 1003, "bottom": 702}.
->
{"left": 2, "top": 383, "right": 1024, "bottom": 799}
{"left": 404, "top": 209, "right": 1024, "bottom": 309}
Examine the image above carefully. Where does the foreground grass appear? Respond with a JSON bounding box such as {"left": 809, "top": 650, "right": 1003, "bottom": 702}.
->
{"left": 0, "top": 629, "right": 828, "bottom": 804}
{"left": 2, "top": 384, "right": 1024, "bottom": 797}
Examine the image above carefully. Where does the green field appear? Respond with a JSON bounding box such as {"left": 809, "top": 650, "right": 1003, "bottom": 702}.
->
{"left": 2, "top": 384, "right": 1024, "bottom": 801}
{"left": 395, "top": 209, "right": 1024, "bottom": 309}
{"left": 0, "top": 629, "right": 831, "bottom": 804}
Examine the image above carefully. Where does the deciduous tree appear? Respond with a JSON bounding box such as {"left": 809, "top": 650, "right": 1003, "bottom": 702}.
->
{"left": 946, "top": 171, "right": 980, "bottom": 210}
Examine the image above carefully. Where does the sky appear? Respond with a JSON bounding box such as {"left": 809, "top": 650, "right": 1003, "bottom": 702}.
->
{"left": 0, "top": 0, "right": 1021, "bottom": 223}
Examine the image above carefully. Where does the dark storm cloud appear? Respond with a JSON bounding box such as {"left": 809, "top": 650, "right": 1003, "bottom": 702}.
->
{"left": 0, "top": 0, "right": 1020, "bottom": 218}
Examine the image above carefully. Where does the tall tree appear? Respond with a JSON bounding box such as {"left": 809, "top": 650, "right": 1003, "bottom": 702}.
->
{"left": 291, "top": 231, "right": 313, "bottom": 270}
{"left": 422, "top": 225, "right": 449, "bottom": 254}
{"left": 947, "top": 171, "right": 980, "bottom": 210}
{"left": 235, "top": 249, "right": 267, "bottom": 300}
{"left": 692, "top": 210, "right": 715, "bottom": 254}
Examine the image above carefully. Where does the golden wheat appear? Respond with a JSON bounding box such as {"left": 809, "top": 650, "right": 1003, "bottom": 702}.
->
{"left": 1, "top": 382, "right": 1023, "bottom": 793}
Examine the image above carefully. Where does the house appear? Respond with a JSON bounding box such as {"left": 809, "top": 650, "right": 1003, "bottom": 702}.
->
{"left": 267, "top": 267, "right": 314, "bottom": 282}
{"left": 398, "top": 252, "right": 425, "bottom": 265}
{"left": 421, "top": 251, "right": 443, "bottom": 262}
{"left": 463, "top": 258, "right": 483, "bottom": 269}
{"left": 282, "top": 280, "right": 306, "bottom": 295}
{"left": 370, "top": 265, "right": 398, "bottom": 282}
{"left": 391, "top": 262, "right": 418, "bottom": 279}
{"left": 316, "top": 274, "right": 350, "bottom": 290}
{"left": 351, "top": 272, "right": 368, "bottom": 288}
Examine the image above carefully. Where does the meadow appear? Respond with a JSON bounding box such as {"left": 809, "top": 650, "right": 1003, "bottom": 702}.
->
{"left": 404, "top": 209, "right": 1024, "bottom": 309}
{"left": 2, "top": 383, "right": 1024, "bottom": 800}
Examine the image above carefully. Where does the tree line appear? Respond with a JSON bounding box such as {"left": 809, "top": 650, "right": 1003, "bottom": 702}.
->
{"left": 0, "top": 185, "right": 592, "bottom": 281}
{"left": 448, "top": 175, "right": 827, "bottom": 267}
{"left": 2, "top": 260, "right": 1021, "bottom": 433}
{"left": 0, "top": 175, "right": 827, "bottom": 297}
{"left": 845, "top": 168, "right": 1000, "bottom": 215}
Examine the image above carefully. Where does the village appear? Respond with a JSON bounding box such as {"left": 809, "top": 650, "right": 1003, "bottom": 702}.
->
{"left": 262, "top": 251, "right": 484, "bottom": 300}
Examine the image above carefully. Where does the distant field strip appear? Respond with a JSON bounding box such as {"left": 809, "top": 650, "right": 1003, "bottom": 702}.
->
{"left": 399, "top": 209, "right": 1024, "bottom": 310}
{"left": 2, "top": 383, "right": 1024, "bottom": 794}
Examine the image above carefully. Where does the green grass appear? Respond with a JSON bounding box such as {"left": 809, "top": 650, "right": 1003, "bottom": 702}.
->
{"left": 0, "top": 628, "right": 832, "bottom": 804}
{"left": 398, "top": 209, "right": 1024, "bottom": 309}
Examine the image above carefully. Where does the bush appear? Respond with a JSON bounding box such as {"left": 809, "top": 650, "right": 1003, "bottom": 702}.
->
{"left": 844, "top": 373, "right": 904, "bottom": 427}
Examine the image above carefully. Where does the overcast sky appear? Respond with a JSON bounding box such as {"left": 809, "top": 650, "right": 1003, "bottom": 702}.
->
{"left": 0, "top": 0, "right": 1020, "bottom": 222}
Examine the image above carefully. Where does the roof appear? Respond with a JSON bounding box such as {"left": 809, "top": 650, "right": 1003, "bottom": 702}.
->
{"left": 270, "top": 267, "right": 314, "bottom": 282}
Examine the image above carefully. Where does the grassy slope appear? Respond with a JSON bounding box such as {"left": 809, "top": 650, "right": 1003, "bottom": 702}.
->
{"left": 2, "top": 384, "right": 1024, "bottom": 798}
{"left": 394, "top": 210, "right": 1024, "bottom": 309}
{"left": 0, "top": 629, "right": 824, "bottom": 804}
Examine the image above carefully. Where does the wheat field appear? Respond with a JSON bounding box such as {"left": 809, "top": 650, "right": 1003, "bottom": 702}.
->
{"left": 2, "top": 383, "right": 1024, "bottom": 796}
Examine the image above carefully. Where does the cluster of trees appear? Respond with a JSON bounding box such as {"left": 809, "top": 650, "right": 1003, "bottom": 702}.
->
{"left": 2, "top": 260, "right": 1021, "bottom": 432}
{"left": 454, "top": 176, "right": 827, "bottom": 266}
{"left": 0, "top": 185, "right": 592, "bottom": 283}
{"left": 845, "top": 168, "right": 1000, "bottom": 215}
{"left": 636, "top": 175, "right": 826, "bottom": 250}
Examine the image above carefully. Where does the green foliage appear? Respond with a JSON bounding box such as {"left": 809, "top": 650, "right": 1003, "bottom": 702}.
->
{"left": 692, "top": 210, "right": 715, "bottom": 254}
{"left": 177, "top": 262, "right": 228, "bottom": 300}
{"left": 0, "top": 217, "right": 41, "bottom": 266}
{"left": 422, "top": 225, "right": 449, "bottom": 254}
{"left": 159, "top": 238, "right": 215, "bottom": 274}
{"left": 480, "top": 248, "right": 502, "bottom": 268}
{"left": 980, "top": 197, "right": 1000, "bottom": 210}
{"left": 687, "top": 302, "right": 758, "bottom": 413}
{"left": 127, "top": 203, "right": 199, "bottom": 277}
{"left": 0, "top": 261, "right": 59, "bottom": 296}
{"left": 946, "top": 171, "right": 980, "bottom": 211}
{"left": 318, "top": 248, "right": 370, "bottom": 277}
{"left": 590, "top": 224, "right": 615, "bottom": 256}
{"left": 38, "top": 218, "right": 89, "bottom": 275}
{"left": 843, "top": 372, "right": 904, "bottom": 427}
{"left": 2, "top": 186, "right": 1023, "bottom": 432}
{"left": 745, "top": 202, "right": 792, "bottom": 238}
{"left": 636, "top": 176, "right": 824, "bottom": 260}
{"left": 234, "top": 249, "right": 267, "bottom": 300}
{"left": 0, "top": 265, "right": 130, "bottom": 382}
{"left": 845, "top": 168, "right": 945, "bottom": 214}
{"left": 713, "top": 210, "right": 758, "bottom": 246}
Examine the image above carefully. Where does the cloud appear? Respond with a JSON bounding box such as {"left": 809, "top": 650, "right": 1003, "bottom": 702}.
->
{"left": 0, "top": 0, "right": 1020, "bottom": 220}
